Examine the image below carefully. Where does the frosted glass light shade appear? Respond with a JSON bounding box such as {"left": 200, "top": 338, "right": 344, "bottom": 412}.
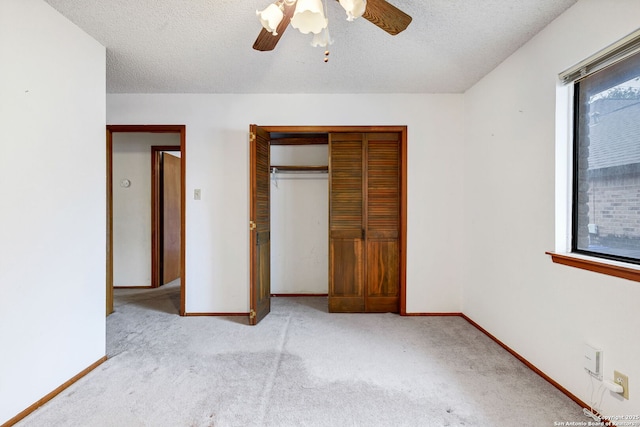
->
{"left": 339, "top": 0, "right": 366, "bottom": 21}
{"left": 311, "top": 27, "right": 333, "bottom": 47}
{"left": 290, "top": 0, "right": 328, "bottom": 34}
{"left": 257, "top": 3, "right": 284, "bottom": 35}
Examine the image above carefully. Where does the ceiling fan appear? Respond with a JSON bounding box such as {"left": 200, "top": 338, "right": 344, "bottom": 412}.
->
{"left": 253, "top": 0, "right": 412, "bottom": 52}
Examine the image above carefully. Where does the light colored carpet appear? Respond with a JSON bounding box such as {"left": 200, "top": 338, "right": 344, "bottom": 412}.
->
{"left": 17, "top": 281, "right": 583, "bottom": 426}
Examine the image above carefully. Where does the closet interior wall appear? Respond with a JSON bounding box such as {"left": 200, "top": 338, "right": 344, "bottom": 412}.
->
{"left": 270, "top": 139, "right": 329, "bottom": 295}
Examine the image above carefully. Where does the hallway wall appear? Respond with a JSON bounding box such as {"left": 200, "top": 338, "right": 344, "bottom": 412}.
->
{"left": 112, "top": 132, "right": 180, "bottom": 287}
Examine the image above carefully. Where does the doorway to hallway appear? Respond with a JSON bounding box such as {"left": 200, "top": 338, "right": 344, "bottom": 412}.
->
{"left": 106, "top": 125, "right": 186, "bottom": 316}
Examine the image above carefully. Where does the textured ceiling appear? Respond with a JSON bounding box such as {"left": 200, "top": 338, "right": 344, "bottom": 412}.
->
{"left": 44, "top": 0, "right": 578, "bottom": 94}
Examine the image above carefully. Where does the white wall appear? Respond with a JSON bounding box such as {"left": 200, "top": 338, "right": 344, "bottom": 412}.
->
{"left": 0, "top": 0, "right": 106, "bottom": 424}
{"left": 271, "top": 145, "right": 329, "bottom": 294}
{"left": 463, "top": 0, "right": 640, "bottom": 416}
{"left": 112, "top": 133, "right": 180, "bottom": 287}
{"left": 107, "top": 94, "right": 465, "bottom": 313}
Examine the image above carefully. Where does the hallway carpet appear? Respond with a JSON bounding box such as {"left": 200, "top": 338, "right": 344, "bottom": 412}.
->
{"left": 17, "top": 282, "right": 583, "bottom": 426}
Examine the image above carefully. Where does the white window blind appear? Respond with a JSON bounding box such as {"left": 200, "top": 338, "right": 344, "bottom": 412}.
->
{"left": 559, "top": 28, "right": 640, "bottom": 85}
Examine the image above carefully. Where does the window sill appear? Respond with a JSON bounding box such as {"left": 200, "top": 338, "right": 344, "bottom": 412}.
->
{"left": 546, "top": 251, "right": 640, "bottom": 283}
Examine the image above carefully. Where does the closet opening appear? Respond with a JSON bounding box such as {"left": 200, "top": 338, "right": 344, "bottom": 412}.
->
{"left": 249, "top": 125, "right": 407, "bottom": 325}
{"left": 271, "top": 132, "right": 330, "bottom": 299}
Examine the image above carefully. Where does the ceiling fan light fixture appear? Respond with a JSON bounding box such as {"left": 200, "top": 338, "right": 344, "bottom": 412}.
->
{"left": 290, "top": 0, "right": 328, "bottom": 35}
{"left": 256, "top": 3, "right": 284, "bottom": 36}
{"left": 338, "top": 0, "right": 366, "bottom": 21}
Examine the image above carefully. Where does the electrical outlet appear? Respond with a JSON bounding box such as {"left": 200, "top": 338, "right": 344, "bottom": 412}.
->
{"left": 614, "top": 370, "right": 629, "bottom": 400}
{"left": 194, "top": 189, "right": 201, "bottom": 200}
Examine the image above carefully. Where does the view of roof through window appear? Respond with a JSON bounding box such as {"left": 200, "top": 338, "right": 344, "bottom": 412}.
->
{"left": 576, "top": 66, "right": 640, "bottom": 261}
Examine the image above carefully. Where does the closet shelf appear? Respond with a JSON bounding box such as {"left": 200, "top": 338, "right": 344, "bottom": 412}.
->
{"left": 271, "top": 165, "right": 328, "bottom": 173}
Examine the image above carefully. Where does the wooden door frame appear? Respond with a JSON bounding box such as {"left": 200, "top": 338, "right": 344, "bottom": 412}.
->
{"left": 151, "top": 146, "right": 181, "bottom": 288}
{"left": 254, "top": 125, "right": 408, "bottom": 315}
{"left": 106, "top": 125, "right": 186, "bottom": 316}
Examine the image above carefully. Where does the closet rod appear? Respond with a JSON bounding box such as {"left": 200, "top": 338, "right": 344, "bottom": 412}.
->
{"left": 271, "top": 165, "right": 328, "bottom": 173}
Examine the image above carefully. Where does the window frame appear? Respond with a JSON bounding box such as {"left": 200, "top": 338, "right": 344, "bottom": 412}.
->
{"left": 549, "top": 27, "right": 640, "bottom": 282}
{"left": 570, "top": 58, "right": 640, "bottom": 266}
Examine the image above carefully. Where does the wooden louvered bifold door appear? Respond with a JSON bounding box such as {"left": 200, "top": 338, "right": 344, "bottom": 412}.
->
{"left": 329, "top": 132, "right": 400, "bottom": 313}
{"left": 249, "top": 125, "right": 271, "bottom": 325}
{"left": 365, "top": 133, "right": 400, "bottom": 312}
{"left": 329, "top": 133, "right": 365, "bottom": 312}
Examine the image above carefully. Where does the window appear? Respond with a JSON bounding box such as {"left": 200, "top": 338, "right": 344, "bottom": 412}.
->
{"left": 572, "top": 49, "right": 640, "bottom": 264}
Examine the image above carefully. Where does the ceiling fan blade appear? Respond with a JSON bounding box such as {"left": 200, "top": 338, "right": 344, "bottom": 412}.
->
{"left": 362, "top": 0, "right": 412, "bottom": 36}
{"left": 253, "top": 1, "right": 297, "bottom": 51}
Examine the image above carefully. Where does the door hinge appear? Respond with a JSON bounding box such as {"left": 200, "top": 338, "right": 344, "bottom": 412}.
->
{"left": 250, "top": 132, "right": 256, "bottom": 143}
{"left": 250, "top": 220, "right": 257, "bottom": 231}
{"left": 249, "top": 309, "right": 256, "bottom": 320}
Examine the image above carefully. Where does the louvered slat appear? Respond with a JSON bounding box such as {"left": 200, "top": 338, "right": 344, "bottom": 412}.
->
{"left": 256, "top": 137, "right": 270, "bottom": 231}
{"left": 330, "top": 135, "right": 363, "bottom": 234}
{"left": 367, "top": 135, "right": 399, "bottom": 238}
